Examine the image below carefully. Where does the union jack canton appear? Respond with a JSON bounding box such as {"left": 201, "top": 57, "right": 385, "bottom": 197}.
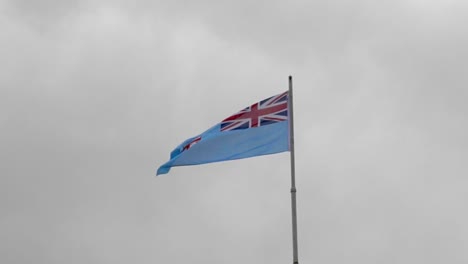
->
{"left": 220, "top": 91, "right": 288, "bottom": 132}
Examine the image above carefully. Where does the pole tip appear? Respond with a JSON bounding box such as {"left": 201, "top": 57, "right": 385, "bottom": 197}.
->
{"left": 289, "top": 75, "right": 292, "bottom": 80}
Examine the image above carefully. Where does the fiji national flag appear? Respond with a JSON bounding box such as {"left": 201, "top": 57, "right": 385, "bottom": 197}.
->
{"left": 157, "top": 91, "right": 290, "bottom": 175}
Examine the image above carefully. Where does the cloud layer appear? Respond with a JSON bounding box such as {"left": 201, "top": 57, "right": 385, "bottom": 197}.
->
{"left": 1, "top": 1, "right": 467, "bottom": 263}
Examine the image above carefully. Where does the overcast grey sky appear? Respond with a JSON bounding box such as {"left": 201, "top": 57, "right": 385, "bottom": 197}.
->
{"left": 1, "top": 0, "right": 467, "bottom": 263}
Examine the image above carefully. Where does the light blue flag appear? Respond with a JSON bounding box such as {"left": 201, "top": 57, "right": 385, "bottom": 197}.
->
{"left": 157, "top": 91, "right": 289, "bottom": 175}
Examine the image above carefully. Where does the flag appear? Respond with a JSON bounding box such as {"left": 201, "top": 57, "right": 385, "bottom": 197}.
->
{"left": 157, "top": 91, "right": 289, "bottom": 175}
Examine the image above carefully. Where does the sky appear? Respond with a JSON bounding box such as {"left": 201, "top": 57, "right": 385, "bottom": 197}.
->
{"left": 1, "top": 0, "right": 467, "bottom": 263}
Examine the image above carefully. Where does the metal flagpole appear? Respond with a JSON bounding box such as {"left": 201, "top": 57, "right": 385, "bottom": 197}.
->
{"left": 288, "top": 76, "right": 299, "bottom": 264}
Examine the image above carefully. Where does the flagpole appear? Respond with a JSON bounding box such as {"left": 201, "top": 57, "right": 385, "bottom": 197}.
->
{"left": 288, "top": 76, "right": 299, "bottom": 264}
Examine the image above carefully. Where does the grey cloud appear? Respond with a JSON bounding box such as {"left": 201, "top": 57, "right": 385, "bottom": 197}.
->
{"left": 1, "top": 1, "right": 467, "bottom": 264}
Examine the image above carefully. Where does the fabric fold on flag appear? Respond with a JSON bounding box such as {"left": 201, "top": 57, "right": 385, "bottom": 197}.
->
{"left": 157, "top": 91, "right": 289, "bottom": 175}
